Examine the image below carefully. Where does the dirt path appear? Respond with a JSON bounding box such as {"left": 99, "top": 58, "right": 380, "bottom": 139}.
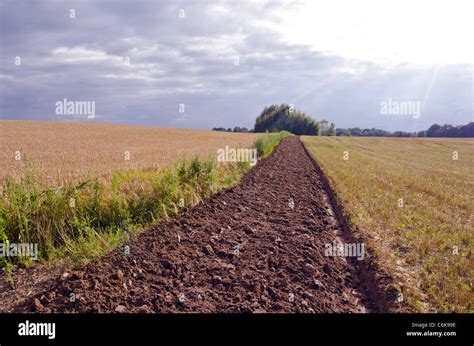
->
{"left": 10, "top": 136, "right": 375, "bottom": 313}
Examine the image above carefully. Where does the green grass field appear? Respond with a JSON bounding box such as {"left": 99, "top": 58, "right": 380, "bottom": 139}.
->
{"left": 301, "top": 136, "right": 473, "bottom": 312}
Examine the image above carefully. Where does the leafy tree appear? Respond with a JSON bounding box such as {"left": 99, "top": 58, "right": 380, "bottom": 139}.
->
{"left": 426, "top": 124, "right": 442, "bottom": 137}
{"left": 336, "top": 128, "right": 351, "bottom": 136}
{"left": 320, "top": 120, "right": 329, "bottom": 135}
{"left": 328, "top": 123, "right": 336, "bottom": 136}
{"left": 417, "top": 130, "right": 427, "bottom": 137}
{"left": 254, "top": 104, "right": 320, "bottom": 135}
{"left": 459, "top": 122, "right": 474, "bottom": 137}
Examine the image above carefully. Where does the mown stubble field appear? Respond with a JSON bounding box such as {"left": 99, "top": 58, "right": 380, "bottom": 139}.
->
{"left": 302, "top": 136, "right": 473, "bottom": 312}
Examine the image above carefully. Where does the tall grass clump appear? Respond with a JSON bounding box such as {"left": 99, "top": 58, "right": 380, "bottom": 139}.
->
{"left": 254, "top": 131, "right": 291, "bottom": 158}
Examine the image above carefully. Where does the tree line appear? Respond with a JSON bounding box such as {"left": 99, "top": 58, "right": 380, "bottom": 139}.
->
{"left": 337, "top": 123, "right": 474, "bottom": 137}
{"left": 212, "top": 104, "right": 474, "bottom": 137}
{"left": 211, "top": 126, "right": 251, "bottom": 133}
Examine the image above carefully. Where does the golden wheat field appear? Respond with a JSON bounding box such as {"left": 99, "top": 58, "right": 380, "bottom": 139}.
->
{"left": 0, "top": 121, "right": 259, "bottom": 186}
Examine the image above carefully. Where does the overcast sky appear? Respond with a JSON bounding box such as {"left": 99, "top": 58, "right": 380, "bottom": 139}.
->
{"left": 0, "top": 0, "right": 472, "bottom": 131}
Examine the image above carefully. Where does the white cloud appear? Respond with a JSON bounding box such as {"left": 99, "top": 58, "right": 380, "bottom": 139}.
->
{"left": 0, "top": 74, "right": 14, "bottom": 80}
{"left": 260, "top": 0, "right": 474, "bottom": 65}
{"left": 185, "top": 33, "right": 246, "bottom": 58}
{"left": 51, "top": 47, "right": 117, "bottom": 64}
{"left": 103, "top": 72, "right": 155, "bottom": 81}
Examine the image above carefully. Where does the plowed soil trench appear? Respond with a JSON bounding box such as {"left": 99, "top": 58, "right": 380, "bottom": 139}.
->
{"left": 12, "top": 136, "right": 374, "bottom": 313}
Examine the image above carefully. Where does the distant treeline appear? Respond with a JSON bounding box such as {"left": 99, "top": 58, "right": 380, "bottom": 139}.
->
{"left": 212, "top": 126, "right": 251, "bottom": 133}
{"left": 337, "top": 122, "right": 474, "bottom": 137}
{"left": 212, "top": 104, "right": 474, "bottom": 137}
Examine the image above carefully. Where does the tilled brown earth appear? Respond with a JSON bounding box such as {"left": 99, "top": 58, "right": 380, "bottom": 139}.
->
{"left": 12, "top": 136, "right": 374, "bottom": 313}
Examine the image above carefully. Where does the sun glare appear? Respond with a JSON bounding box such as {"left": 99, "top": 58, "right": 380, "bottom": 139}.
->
{"left": 269, "top": 0, "right": 473, "bottom": 65}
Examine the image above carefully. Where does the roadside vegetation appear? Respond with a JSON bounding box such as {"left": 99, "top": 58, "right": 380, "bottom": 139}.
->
{"left": 254, "top": 131, "right": 291, "bottom": 157}
{"left": 0, "top": 131, "right": 288, "bottom": 281}
{"left": 302, "top": 136, "right": 473, "bottom": 312}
